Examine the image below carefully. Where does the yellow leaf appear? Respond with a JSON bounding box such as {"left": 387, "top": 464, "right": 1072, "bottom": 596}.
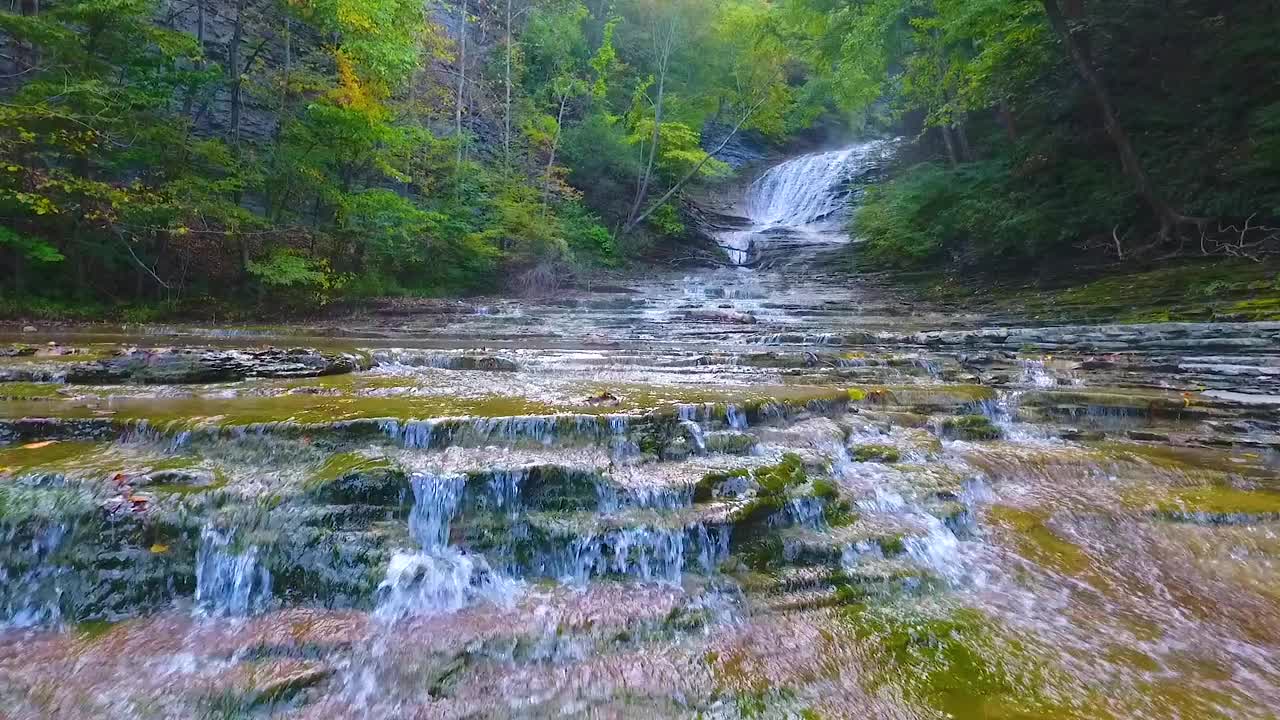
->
{"left": 21, "top": 441, "right": 57, "bottom": 450}
{"left": 150, "top": 544, "right": 170, "bottom": 554}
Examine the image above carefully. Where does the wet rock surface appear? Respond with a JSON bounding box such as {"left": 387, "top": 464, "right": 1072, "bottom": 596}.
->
{"left": 64, "top": 347, "right": 367, "bottom": 385}
{"left": 1, "top": 148, "right": 1279, "bottom": 719}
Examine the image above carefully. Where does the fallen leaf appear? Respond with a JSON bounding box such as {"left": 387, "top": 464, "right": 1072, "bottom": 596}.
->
{"left": 150, "top": 543, "right": 170, "bottom": 554}
{"left": 21, "top": 441, "right": 57, "bottom": 450}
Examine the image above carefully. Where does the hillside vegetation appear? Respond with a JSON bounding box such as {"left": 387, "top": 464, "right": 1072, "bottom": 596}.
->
{"left": 2, "top": 0, "right": 1278, "bottom": 318}
{"left": 0, "top": 0, "right": 809, "bottom": 317}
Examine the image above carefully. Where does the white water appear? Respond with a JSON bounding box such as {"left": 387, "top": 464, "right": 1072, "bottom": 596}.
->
{"left": 720, "top": 140, "right": 894, "bottom": 265}
{"left": 378, "top": 471, "right": 521, "bottom": 619}
{"left": 194, "top": 525, "right": 271, "bottom": 618}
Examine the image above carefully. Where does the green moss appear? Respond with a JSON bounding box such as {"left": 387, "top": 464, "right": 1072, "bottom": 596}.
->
{"left": 0, "top": 440, "right": 102, "bottom": 474}
{"left": 1152, "top": 485, "right": 1280, "bottom": 520}
{"left": 920, "top": 259, "right": 1280, "bottom": 325}
{"left": 703, "top": 431, "right": 757, "bottom": 455}
{"left": 879, "top": 535, "right": 907, "bottom": 556}
{"left": 851, "top": 444, "right": 902, "bottom": 463}
{"left": 0, "top": 382, "right": 66, "bottom": 401}
{"left": 0, "top": 483, "right": 97, "bottom": 525}
{"left": 74, "top": 619, "right": 121, "bottom": 642}
{"left": 306, "top": 453, "right": 406, "bottom": 506}
{"left": 942, "top": 415, "right": 1002, "bottom": 441}
{"left": 841, "top": 602, "right": 1066, "bottom": 719}
{"left": 988, "top": 506, "right": 1090, "bottom": 576}
{"left": 754, "top": 453, "right": 807, "bottom": 496}
{"left": 694, "top": 468, "right": 749, "bottom": 502}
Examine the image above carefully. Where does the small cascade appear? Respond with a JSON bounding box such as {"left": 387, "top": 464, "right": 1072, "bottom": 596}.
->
{"left": 595, "top": 481, "right": 693, "bottom": 513}
{"left": 771, "top": 497, "right": 827, "bottom": 530}
{"left": 408, "top": 472, "right": 467, "bottom": 550}
{"left": 904, "top": 515, "right": 965, "bottom": 584}
{"left": 375, "top": 549, "right": 516, "bottom": 620}
{"left": 377, "top": 471, "right": 518, "bottom": 619}
{"left": 1017, "top": 358, "right": 1082, "bottom": 388}
{"left": 194, "top": 525, "right": 271, "bottom": 618}
{"left": 487, "top": 469, "right": 525, "bottom": 517}
{"left": 687, "top": 524, "right": 732, "bottom": 574}
{"left": 537, "top": 522, "right": 731, "bottom": 585}
{"left": 380, "top": 414, "right": 633, "bottom": 451}
{"left": 840, "top": 540, "right": 886, "bottom": 568}
{"left": 543, "top": 527, "right": 685, "bottom": 586}
{"left": 726, "top": 405, "right": 749, "bottom": 431}
{"left": 0, "top": 523, "right": 71, "bottom": 628}
{"left": 681, "top": 420, "right": 707, "bottom": 453}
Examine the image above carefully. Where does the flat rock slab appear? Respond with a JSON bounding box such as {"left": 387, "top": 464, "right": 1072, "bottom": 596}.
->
{"left": 64, "top": 348, "right": 368, "bottom": 385}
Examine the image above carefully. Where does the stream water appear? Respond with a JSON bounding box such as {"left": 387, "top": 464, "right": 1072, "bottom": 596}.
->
{"left": 1, "top": 145, "right": 1279, "bottom": 719}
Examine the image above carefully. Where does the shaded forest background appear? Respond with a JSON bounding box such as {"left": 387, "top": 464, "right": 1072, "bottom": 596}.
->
{"left": 1, "top": 0, "right": 1278, "bottom": 319}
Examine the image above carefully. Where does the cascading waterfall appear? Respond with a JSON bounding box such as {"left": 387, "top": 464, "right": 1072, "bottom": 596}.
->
{"left": 1, "top": 523, "right": 71, "bottom": 628}
{"left": 194, "top": 525, "right": 271, "bottom": 618}
{"left": 408, "top": 472, "right": 467, "bottom": 550}
{"left": 746, "top": 147, "right": 865, "bottom": 227}
{"left": 719, "top": 139, "right": 893, "bottom": 265}
{"left": 377, "top": 471, "right": 518, "bottom": 618}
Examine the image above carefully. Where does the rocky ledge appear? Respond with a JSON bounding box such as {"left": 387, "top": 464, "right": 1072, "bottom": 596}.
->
{"left": 64, "top": 347, "right": 369, "bottom": 385}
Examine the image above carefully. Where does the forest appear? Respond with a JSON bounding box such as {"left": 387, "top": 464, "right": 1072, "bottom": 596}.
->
{"left": 0, "top": 0, "right": 1277, "bottom": 317}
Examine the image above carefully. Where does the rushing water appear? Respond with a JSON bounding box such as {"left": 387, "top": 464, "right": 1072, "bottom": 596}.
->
{"left": 719, "top": 140, "right": 893, "bottom": 265}
{"left": 1, "top": 143, "right": 1279, "bottom": 719}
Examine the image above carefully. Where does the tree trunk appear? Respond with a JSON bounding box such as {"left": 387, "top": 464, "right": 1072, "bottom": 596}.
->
{"left": 955, "top": 121, "right": 974, "bottom": 162}
{"left": 1041, "top": 0, "right": 1182, "bottom": 232}
{"left": 228, "top": 0, "right": 248, "bottom": 148}
{"left": 543, "top": 92, "right": 570, "bottom": 212}
{"left": 998, "top": 101, "right": 1018, "bottom": 143}
{"left": 182, "top": 0, "right": 205, "bottom": 117}
{"left": 940, "top": 125, "right": 959, "bottom": 167}
{"left": 455, "top": 0, "right": 469, "bottom": 168}
{"left": 627, "top": 17, "right": 674, "bottom": 226}
{"left": 623, "top": 95, "right": 768, "bottom": 235}
{"left": 504, "top": 0, "right": 513, "bottom": 166}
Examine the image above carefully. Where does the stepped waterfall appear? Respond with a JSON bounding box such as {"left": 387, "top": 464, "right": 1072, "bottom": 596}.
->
{"left": 719, "top": 140, "right": 893, "bottom": 265}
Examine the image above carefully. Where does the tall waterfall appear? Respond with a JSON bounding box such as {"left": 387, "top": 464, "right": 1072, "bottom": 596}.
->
{"left": 717, "top": 139, "right": 892, "bottom": 265}
{"left": 745, "top": 140, "right": 892, "bottom": 228}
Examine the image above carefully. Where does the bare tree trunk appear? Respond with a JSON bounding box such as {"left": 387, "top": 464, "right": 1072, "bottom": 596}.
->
{"left": 1042, "top": 0, "right": 1182, "bottom": 233}
{"left": 182, "top": 0, "right": 205, "bottom": 117}
{"left": 543, "top": 92, "right": 569, "bottom": 212}
{"left": 998, "top": 101, "right": 1018, "bottom": 143}
{"left": 455, "top": 0, "right": 469, "bottom": 168}
{"left": 627, "top": 16, "right": 675, "bottom": 227}
{"left": 623, "top": 95, "right": 768, "bottom": 235}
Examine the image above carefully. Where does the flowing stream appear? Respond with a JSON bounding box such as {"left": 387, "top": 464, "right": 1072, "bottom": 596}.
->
{"left": 1, "top": 143, "right": 1279, "bottom": 719}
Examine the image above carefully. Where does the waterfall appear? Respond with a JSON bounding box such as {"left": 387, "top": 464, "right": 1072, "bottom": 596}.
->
{"left": 408, "top": 472, "right": 467, "bottom": 551}
{"left": 744, "top": 141, "right": 891, "bottom": 228}
{"left": 377, "top": 471, "right": 519, "bottom": 619}
{"left": 375, "top": 549, "right": 516, "bottom": 620}
{"left": 712, "top": 139, "right": 893, "bottom": 266}
{"left": 1, "top": 523, "right": 71, "bottom": 628}
{"left": 194, "top": 525, "right": 271, "bottom": 618}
